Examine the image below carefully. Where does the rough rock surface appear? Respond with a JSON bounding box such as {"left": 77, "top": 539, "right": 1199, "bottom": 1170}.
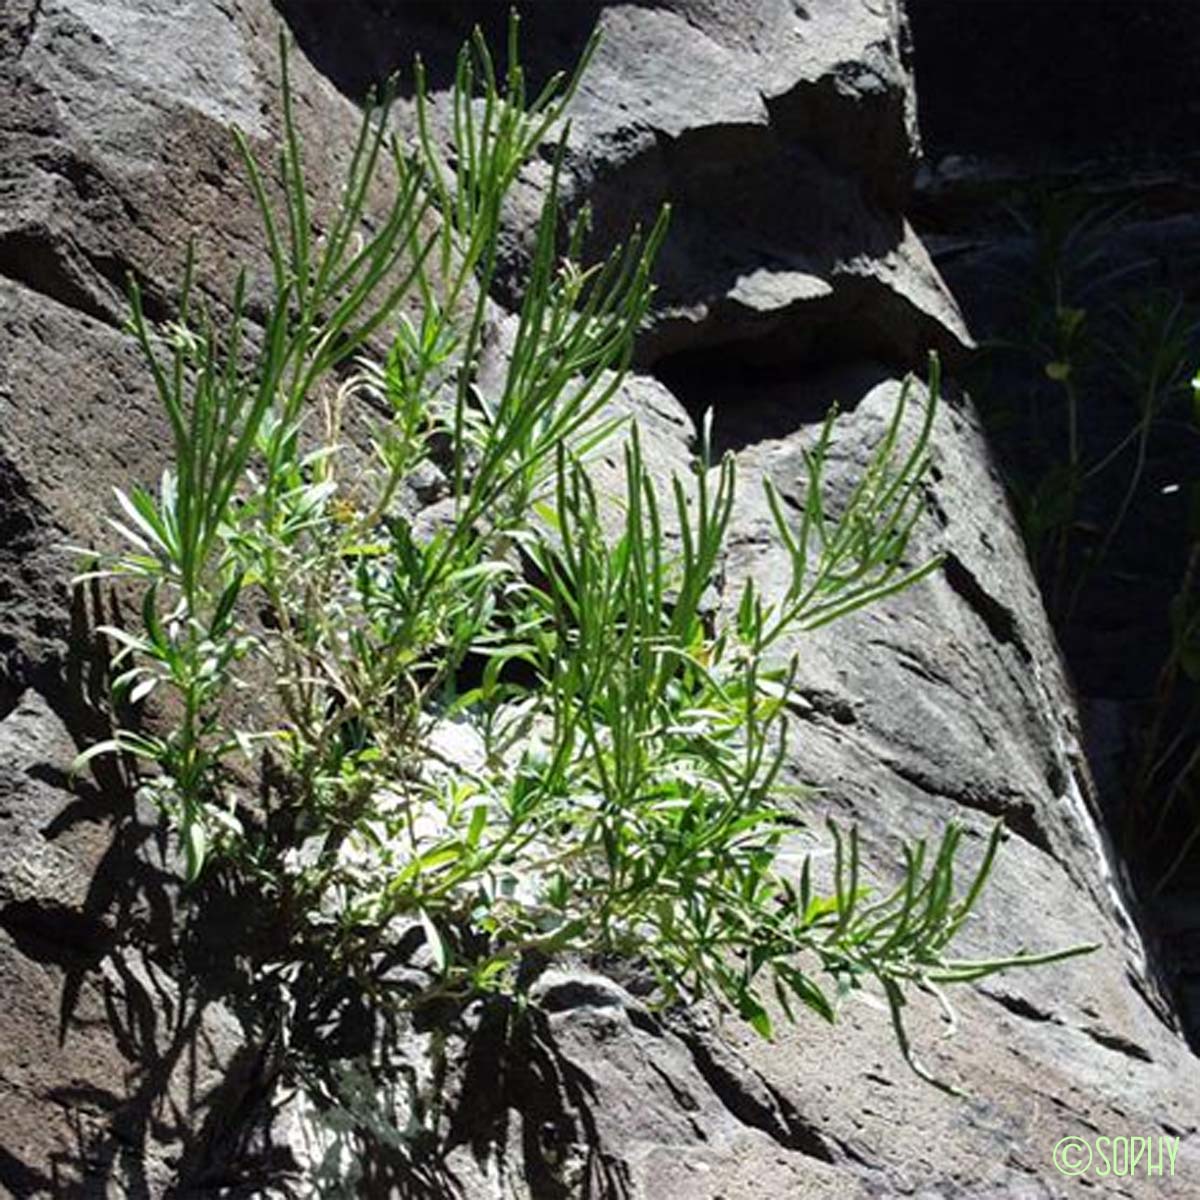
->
{"left": 281, "top": 0, "right": 971, "bottom": 370}
{"left": 1, "top": 2, "right": 1198, "bottom": 1198}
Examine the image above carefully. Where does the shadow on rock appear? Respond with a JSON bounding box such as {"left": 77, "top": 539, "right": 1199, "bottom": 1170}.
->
{"left": 265, "top": 990, "right": 634, "bottom": 1200}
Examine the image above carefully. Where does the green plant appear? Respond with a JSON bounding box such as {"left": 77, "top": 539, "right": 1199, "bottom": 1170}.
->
{"left": 74, "top": 16, "right": 1091, "bottom": 1100}
{"left": 980, "top": 193, "right": 1147, "bottom": 617}
{"left": 971, "top": 188, "right": 1200, "bottom": 899}
{"left": 1128, "top": 373, "right": 1200, "bottom": 891}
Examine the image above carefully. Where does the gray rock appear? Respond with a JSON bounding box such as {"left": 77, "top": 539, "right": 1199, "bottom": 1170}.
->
{"left": 279, "top": 0, "right": 971, "bottom": 370}
{"left": 706, "top": 365, "right": 1200, "bottom": 1194}
{"left": 543, "top": 0, "right": 971, "bottom": 368}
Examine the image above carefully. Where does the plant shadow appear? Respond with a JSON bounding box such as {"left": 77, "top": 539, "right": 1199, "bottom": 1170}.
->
{"left": 0, "top": 578, "right": 281, "bottom": 1199}
{"left": 1, "top": 560, "right": 634, "bottom": 1198}
{"left": 275, "top": 988, "right": 633, "bottom": 1200}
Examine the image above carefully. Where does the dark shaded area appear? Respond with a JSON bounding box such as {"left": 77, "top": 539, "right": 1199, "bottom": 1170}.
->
{"left": 908, "top": 0, "right": 1200, "bottom": 167}
{"left": 446, "top": 1002, "right": 633, "bottom": 1200}
{"left": 0, "top": 899, "right": 115, "bottom": 968}
{"left": 908, "top": 0, "right": 1200, "bottom": 1048}
{"left": 276, "top": 0, "right": 621, "bottom": 101}
{"left": 653, "top": 339, "right": 894, "bottom": 456}
{"left": 0, "top": 1148, "right": 51, "bottom": 1200}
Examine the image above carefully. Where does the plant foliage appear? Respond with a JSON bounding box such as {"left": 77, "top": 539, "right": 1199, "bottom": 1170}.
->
{"left": 971, "top": 189, "right": 1200, "bottom": 892}
{"left": 75, "top": 16, "right": 1093, "bottom": 1097}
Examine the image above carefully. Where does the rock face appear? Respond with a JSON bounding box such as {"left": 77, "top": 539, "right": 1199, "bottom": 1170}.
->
{"left": 1, "top": 2, "right": 1197, "bottom": 1197}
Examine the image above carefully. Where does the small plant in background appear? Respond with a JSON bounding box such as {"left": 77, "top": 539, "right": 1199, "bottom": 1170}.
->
{"left": 1003, "top": 194, "right": 1114, "bottom": 614}
{"left": 1128, "top": 371, "right": 1200, "bottom": 892}
{"left": 977, "top": 192, "right": 1160, "bottom": 618}
{"left": 74, "top": 14, "right": 1091, "bottom": 1114}
{"left": 969, "top": 188, "right": 1200, "bottom": 894}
